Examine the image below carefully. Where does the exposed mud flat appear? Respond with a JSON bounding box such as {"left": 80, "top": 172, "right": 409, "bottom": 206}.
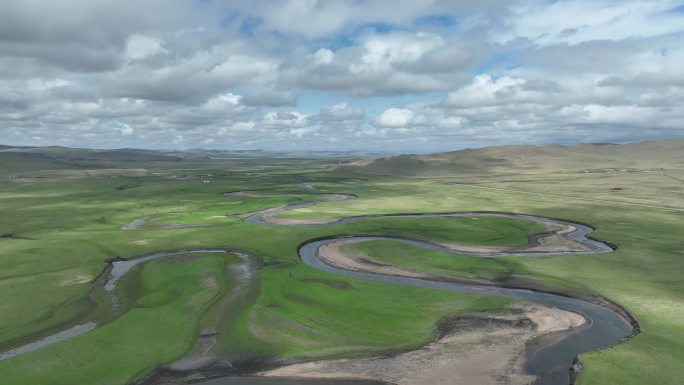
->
{"left": 261, "top": 305, "right": 585, "bottom": 385}
{"left": 318, "top": 241, "right": 429, "bottom": 279}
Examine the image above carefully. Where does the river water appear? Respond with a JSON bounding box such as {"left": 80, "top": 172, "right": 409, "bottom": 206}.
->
{"left": 0, "top": 192, "right": 634, "bottom": 385}
{"left": 199, "top": 377, "right": 387, "bottom": 385}
{"left": 297, "top": 236, "right": 632, "bottom": 385}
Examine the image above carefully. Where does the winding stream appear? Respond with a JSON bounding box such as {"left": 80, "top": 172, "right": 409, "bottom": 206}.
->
{"left": 299, "top": 237, "right": 631, "bottom": 385}
{"left": 242, "top": 193, "right": 634, "bottom": 385}
{"left": 0, "top": 191, "right": 635, "bottom": 385}
{"left": 0, "top": 249, "right": 234, "bottom": 362}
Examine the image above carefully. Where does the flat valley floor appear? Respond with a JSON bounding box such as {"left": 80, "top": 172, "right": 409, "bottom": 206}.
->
{"left": 0, "top": 148, "right": 682, "bottom": 385}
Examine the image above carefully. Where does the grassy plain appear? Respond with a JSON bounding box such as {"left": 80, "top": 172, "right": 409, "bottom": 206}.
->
{"left": 311, "top": 172, "right": 682, "bottom": 385}
{"left": 0, "top": 160, "right": 516, "bottom": 384}
{"left": 1, "top": 252, "right": 234, "bottom": 384}
{"left": 0, "top": 144, "right": 682, "bottom": 385}
{"left": 341, "top": 240, "right": 519, "bottom": 280}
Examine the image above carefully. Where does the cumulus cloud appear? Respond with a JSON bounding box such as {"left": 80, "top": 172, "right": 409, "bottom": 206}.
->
{"left": 241, "top": 89, "right": 298, "bottom": 107}
{"left": 313, "top": 48, "right": 334, "bottom": 65}
{"left": 374, "top": 108, "right": 427, "bottom": 128}
{"left": 500, "top": 0, "right": 684, "bottom": 45}
{"left": 444, "top": 75, "right": 526, "bottom": 108}
{"left": 119, "top": 124, "right": 134, "bottom": 135}
{"left": 314, "top": 102, "right": 365, "bottom": 122}
{"left": 435, "top": 69, "right": 684, "bottom": 148}
{"left": 298, "top": 31, "right": 474, "bottom": 95}
{"left": 260, "top": 111, "right": 310, "bottom": 129}
{"left": 125, "top": 35, "right": 167, "bottom": 62}
{"left": 1, "top": 0, "right": 683, "bottom": 151}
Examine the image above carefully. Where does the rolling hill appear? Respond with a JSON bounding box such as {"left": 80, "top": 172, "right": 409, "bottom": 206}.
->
{"left": 334, "top": 140, "right": 684, "bottom": 177}
{"left": 0, "top": 146, "right": 204, "bottom": 176}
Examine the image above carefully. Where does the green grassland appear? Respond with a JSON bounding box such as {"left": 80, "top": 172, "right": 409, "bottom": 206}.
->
{"left": 0, "top": 165, "right": 517, "bottom": 384}
{"left": 0, "top": 144, "right": 682, "bottom": 385}
{"left": 232, "top": 266, "right": 507, "bottom": 359}
{"left": 268, "top": 163, "right": 684, "bottom": 385}
{"left": 313, "top": 177, "right": 681, "bottom": 385}
{"left": 277, "top": 215, "right": 547, "bottom": 246}
{"left": 341, "top": 240, "right": 518, "bottom": 281}
{"left": 0, "top": 251, "right": 235, "bottom": 385}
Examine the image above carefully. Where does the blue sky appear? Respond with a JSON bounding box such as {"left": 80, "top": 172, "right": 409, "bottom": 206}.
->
{"left": 1, "top": 0, "right": 684, "bottom": 152}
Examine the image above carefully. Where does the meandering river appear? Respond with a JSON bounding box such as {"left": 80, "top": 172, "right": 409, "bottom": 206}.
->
{"left": 0, "top": 192, "right": 635, "bottom": 385}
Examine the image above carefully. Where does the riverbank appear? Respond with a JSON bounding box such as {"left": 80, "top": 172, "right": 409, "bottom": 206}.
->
{"left": 261, "top": 304, "right": 585, "bottom": 385}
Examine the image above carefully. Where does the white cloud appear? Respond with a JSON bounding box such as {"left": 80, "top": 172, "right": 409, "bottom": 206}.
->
{"left": 125, "top": 35, "right": 167, "bottom": 61}
{"left": 2, "top": 0, "right": 683, "bottom": 151}
{"left": 119, "top": 123, "right": 134, "bottom": 135}
{"left": 500, "top": 0, "right": 684, "bottom": 45}
{"left": 233, "top": 1, "right": 433, "bottom": 38}
{"left": 300, "top": 31, "right": 471, "bottom": 95}
{"left": 230, "top": 121, "right": 256, "bottom": 132}
{"left": 351, "top": 32, "right": 444, "bottom": 74}
{"left": 314, "top": 48, "right": 334, "bottom": 65}
{"left": 374, "top": 108, "right": 426, "bottom": 128}
{"left": 315, "top": 102, "right": 364, "bottom": 121}
{"left": 444, "top": 74, "right": 527, "bottom": 108}
{"left": 260, "top": 111, "right": 310, "bottom": 129}
{"left": 289, "top": 127, "right": 309, "bottom": 138}
{"left": 439, "top": 116, "right": 467, "bottom": 128}
{"left": 201, "top": 93, "right": 251, "bottom": 115}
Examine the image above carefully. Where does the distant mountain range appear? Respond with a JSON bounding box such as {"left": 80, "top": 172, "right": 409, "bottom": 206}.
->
{"left": 0, "top": 145, "right": 382, "bottom": 176}
{"left": 2, "top": 140, "right": 682, "bottom": 177}
{"left": 334, "top": 139, "right": 684, "bottom": 177}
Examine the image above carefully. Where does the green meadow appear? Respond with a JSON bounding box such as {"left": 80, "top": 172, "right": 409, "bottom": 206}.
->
{"left": 0, "top": 153, "right": 682, "bottom": 385}
{"left": 341, "top": 239, "right": 520, "bottom": 281}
